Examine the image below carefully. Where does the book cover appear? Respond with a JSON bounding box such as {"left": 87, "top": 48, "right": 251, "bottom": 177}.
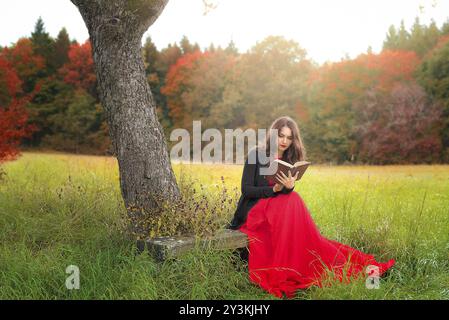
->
{"left": 265, "top": 159, "right": 311, "bottom": 185}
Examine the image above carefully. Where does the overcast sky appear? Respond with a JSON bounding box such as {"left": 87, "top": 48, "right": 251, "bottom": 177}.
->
{"left": 1, "top": 0, "right": 448, "bottom": 65}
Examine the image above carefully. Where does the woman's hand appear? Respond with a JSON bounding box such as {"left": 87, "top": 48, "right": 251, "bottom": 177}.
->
{"left": 276, "top": 170, "right": 299, "bottom": 190}
{"left": 272, "top": 183, "right": 284, "bottom": 193}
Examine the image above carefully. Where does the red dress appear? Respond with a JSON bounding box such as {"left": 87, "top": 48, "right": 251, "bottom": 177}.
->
{"left": 238, "top": 169, "right": 395, "bottom": 299}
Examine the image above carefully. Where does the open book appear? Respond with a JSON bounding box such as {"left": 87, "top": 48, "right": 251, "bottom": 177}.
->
{"left": 264, "top": 159, "right": 311, "bottom": 184}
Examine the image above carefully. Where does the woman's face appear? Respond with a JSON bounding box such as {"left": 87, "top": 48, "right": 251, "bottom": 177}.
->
{"left": 278, "top": 126, "right": 293, "bottom": 152}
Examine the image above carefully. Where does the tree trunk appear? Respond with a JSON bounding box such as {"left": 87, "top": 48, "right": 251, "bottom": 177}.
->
{"left": 71, "top": 0, "right": 181, "bottom": 238}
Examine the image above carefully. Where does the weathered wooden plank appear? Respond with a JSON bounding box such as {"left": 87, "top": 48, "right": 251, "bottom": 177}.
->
{"left": 137, "top": 229, "right": 248, "bottom": 261}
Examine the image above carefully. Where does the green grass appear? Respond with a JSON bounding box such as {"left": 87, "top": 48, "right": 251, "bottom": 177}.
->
{"left": 0, "top": 152, "right": 448, "bottom": 299}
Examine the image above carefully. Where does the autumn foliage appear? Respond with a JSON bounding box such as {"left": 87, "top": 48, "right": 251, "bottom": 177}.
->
{"left": 1, "top": 16, "right": 449, "bottom": 164}
{"left": 59, "top": 41, "right": 96, "bottom": 94}
{"left": 0, "top": 55, "right": 35, "bottom": 162}
{"left": 354, "top": 82, "right": 442, "bottom": 164}
{"left": 1, "top": 38, "right": 45, "bottom": 93}
{"left": 0, "top": 20, "right": 106, "bottom": 158}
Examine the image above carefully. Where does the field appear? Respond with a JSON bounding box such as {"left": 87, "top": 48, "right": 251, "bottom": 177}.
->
{"left": 0, "top": 152, "right": 448, "bottom": 299}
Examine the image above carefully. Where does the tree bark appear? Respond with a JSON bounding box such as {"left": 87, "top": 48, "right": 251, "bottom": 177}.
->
{"left": 70, "top": 0, "right": 181, "bottom": 238}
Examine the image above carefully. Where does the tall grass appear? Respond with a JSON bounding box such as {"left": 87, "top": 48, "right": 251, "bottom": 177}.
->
{"left": 0, "top": 152, "right": 448, "bottom": 299}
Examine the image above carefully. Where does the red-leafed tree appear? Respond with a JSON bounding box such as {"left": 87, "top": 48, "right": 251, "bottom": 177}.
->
{"left": 0, "top": 56, "right": 35, "bottom": 163}
{"left": 0, "top": 38, "right": 45, "bottom": 94}
{"left": 162, "top": 50, "right": 207, "bottom": 128}
{"left": 161, "top": 49, "right": 241, "bottom": 131}
{"left": 354, "top": 82, "right": 442, "bottom": 164}
{"left": 0, "top": 56, "right": 21, "bottom": 106}
{"left": 59, "top": 41, "right": 97, "bottom": 97}
{"left": 305, "top": 49, "right": 421, "bottom": 163}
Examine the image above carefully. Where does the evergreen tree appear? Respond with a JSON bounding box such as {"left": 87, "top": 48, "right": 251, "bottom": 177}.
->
{"left": 207, "top": 43, "right": 216, "bottom": 53}
{"left": 397, "top": 20, "right": 410, "bottom": 50}
{"left": 42, "top": 89, "right": 103, "bottom": 154}
{"left": 180, "top": 35, "right": 195, "bottom": 54}
{"left": 142, "top": 36, "right": 171, "bottom": 135}
{"left": 383, "top": 18, "right": 441, "bottom": 57}
{"left": 416, "top": 40, "right": 449, "bottom": 162}
{"left": 442, "top": 18, "right": 449, "bottom": 35}
{"left": 408, "top": 17, "right": 440, "bottom": 57}
{"left": 142, "top": 36, "right": 158, "bottom": 75}
{"left": 30, "top": 17, "right": 55, "bottom": 75}
{"left": 155, "top": 43, "right": 182, "bottom": 75}
{"left": 423, "top": 19, "right": 442, "bottom": 55}
{"left": 225, "top": 40, "right": 239, "bottom": 55}
{"left": 409, "top": 17, "right": 426, "bottom": 55}
{"left": 24, "top": 79, "right": 71, "bottom": 146}
{"left": 383, "top": 25, "right": 399, "bottom": 50}
{"left": 192, "top": 42, "right": 201, "bottom": 52}
{"left": 52, "top": 27, "right": 71, "bottom": 71}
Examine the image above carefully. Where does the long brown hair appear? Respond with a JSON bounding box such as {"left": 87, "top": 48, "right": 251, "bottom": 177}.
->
{"left": 262, "top": 116, "right": 307, "bottom": 164}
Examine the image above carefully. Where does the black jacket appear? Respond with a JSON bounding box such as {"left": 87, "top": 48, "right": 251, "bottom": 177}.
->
{"left": 227, "top": 147, "right": 294, "bottom": 230}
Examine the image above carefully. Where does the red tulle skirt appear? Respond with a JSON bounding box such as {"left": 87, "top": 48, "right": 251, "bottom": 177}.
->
{"left": 238, "top": 189, "right": 395, "bottom": 299}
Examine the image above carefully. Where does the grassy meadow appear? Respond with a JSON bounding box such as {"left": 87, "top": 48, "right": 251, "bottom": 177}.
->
{"left": 0, "top": 152, "right": 448, "bottom": 299}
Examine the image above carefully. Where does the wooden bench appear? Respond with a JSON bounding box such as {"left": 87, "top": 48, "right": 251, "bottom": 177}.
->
{"left": 136, "top": 229, "right": 248, "bottom": 262}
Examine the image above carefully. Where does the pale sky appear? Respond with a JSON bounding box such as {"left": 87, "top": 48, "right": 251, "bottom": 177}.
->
{"left": 0, "top": 0, "right": 448, "bottom": 65}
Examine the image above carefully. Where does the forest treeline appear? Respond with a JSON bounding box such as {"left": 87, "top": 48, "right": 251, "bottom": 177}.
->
{"left": 1, "top": 17, "right": 449, "bottom": 164}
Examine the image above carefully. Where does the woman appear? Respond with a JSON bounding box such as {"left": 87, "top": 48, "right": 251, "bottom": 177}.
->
{"left": 228, "top": 116, "right": 395, "bottom": 299}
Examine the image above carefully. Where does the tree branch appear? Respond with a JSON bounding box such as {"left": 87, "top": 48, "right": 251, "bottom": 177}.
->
{"left": 129, "top": 0, "right": 169, "bottom": 34}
